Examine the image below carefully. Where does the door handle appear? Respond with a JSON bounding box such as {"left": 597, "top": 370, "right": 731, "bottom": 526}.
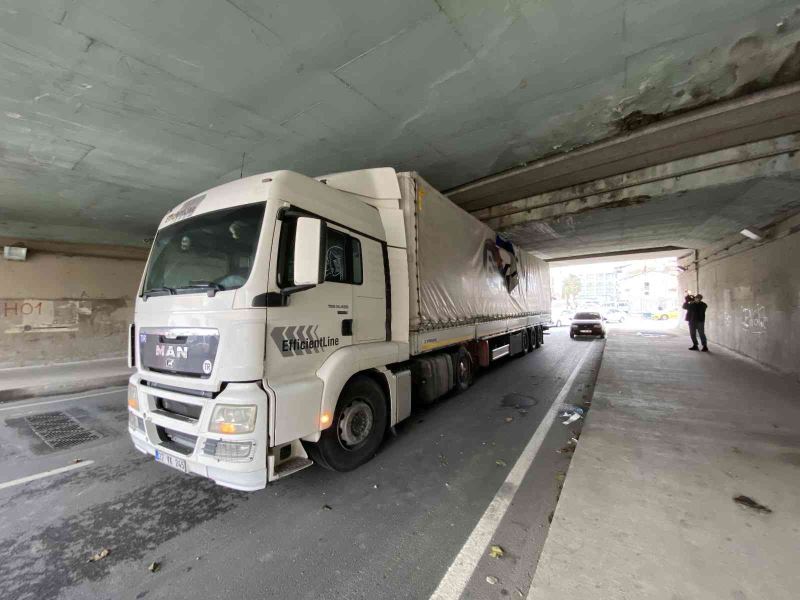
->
{"left": 341, "top": 319, "right": 353, "bottom": 336}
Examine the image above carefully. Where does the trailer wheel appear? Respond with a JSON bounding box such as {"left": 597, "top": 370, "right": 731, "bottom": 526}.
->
{"left": 454, "top": 347, "right": 473, "bottom": 392}
{"left": 533, "top": 326, "right": 542, "bottom": 349}
{"left": 520, "top": 329, "right": 529, "bottom": 355}
{"left": 306, "top": 376, "right": 387, "bottom": 472}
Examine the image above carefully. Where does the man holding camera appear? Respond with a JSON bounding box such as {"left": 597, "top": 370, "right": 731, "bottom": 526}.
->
{"left": 682, "top": 293, "right": 709, "bottom": 352}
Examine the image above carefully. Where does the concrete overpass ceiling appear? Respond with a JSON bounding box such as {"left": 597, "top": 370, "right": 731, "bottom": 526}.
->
{"left": 505, "top": 173, "right": 800, "bottom": 259}
{"left": 2, "top": 0, "right": 800, "bottom": 245}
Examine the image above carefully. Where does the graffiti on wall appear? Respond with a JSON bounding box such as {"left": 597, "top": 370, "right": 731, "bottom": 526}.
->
{"left": 1, "top": 299, "right": 127, "bottom": 336}
{"left": 741, "top": 304, "right": 768, "bottom": 334}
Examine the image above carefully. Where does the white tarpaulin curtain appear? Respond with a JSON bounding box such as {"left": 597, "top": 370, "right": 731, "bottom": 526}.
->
{"left": 400, "top": 173, "right": 551, "bottom": 331}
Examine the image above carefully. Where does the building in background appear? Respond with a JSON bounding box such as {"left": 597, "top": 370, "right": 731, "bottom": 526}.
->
{"left": 617, "top": 259, "right": 680, "bottom": 317}
{"left": 551, "top": 257, "right": 679, "bottom": 317}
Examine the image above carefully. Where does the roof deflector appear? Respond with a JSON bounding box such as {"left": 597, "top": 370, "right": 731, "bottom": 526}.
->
{"left": 315, "top": 167, "right": 401, "bottom": 200}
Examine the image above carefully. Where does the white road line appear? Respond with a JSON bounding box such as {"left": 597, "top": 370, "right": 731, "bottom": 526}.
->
{"left": 429, "top": 341, "right": 596, "bottom": 600}
{"left": 0, "top": 460, "right": 95, "bottom": 491}
{"left": 0, "top": 387, "right": 126, "bottom": 413}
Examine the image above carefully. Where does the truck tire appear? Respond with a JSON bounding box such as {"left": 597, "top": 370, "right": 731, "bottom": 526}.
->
{"left": 453, "top": 346, "right": 473, "bottom": 392}
{"left": 520, "top": 329, "right": 529, "bottom": 355}
{"left": 533, "top": 326, "right": 541, "bottom": 349}
{"left": 306, "top": 376, "right": 387, "bottom": 472}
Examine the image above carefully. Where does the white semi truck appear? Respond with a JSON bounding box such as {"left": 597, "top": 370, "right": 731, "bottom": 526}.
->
{"left": 127, "top": 168, "right": 550, "bottom": 490}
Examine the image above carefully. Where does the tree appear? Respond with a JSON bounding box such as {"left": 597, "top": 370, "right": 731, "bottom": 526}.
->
{"left": 562, "top": 274, "right": 582, "bottom": 308}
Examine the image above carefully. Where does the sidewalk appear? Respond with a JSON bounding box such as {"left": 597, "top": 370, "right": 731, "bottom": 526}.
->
{"left": 529, "top": 329, "right": 800, "bottom": 599}
{"left": 0, "top": 357, "right": 132, "bottom": 402}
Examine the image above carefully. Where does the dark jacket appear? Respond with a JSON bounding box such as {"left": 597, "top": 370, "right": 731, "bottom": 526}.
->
{"left": 693, "top": 301, "right": 707, "bottom": 322}
{"left": 682, "top": 301, "right": 695, "bottom": 322}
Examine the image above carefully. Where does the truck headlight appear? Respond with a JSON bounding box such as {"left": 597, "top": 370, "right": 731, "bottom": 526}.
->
{"left": 209, "top": 405, "right": 257, "bottom": 434}
{"left": 128, "top": 383, "right": 139, "bottom": 411}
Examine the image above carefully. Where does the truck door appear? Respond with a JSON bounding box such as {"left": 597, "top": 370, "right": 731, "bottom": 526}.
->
{"left": 266, "top": 217, "right": 359, "bottom": 445}
{"left": 351, "top": 233, "right": 387, "bottom": 343}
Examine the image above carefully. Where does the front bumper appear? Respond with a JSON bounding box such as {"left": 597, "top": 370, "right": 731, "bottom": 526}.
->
{"left": 128, "top": 374, "right": 269, "bottom": 491}
{"left": 571, "top": 326, "right": 604, "bottom": 336}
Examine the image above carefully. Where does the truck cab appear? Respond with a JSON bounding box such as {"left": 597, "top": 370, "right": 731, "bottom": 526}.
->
{"left": 128, "top": 169, "right": 411, "bottom": 490}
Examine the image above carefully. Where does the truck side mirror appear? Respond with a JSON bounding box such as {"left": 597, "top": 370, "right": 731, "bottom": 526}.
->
{"left": 292, "top": 217, "right": 324, "bottom": 286}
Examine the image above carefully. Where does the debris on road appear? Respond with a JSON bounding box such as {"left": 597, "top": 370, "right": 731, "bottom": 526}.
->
{"left": 559, "top": 405, "right": 584, "bottom": 426}
{"left": 486, "top": 575, "right": 499, "bottom": 585}
{"left": 87, "top": 548, "right": 110, "bottom": 563}
{"left": 148, "top": 561, "right": 161, "bottom": 573}
{"left": 733, "top": 495, "right": 772, "bottom": 514}
{"left": 72, "top": 458, "right": 83, "bottom": 464}
{"left": 555, "top": 472, "right": 566, "bottom": 483}
{"left": 322, "top": 504, "right": 333, "bottom": 511}
{"left": 504, "top": 417, "right": 514, "bottom": 423}
{"left": 558, "top": 435, "right": 579, "bottom": 454}
{"left": 489, "top": 545, "right": 505, "bottom": 558}
{"left": 495, "top": 459, "right": 507, "bottom": 467}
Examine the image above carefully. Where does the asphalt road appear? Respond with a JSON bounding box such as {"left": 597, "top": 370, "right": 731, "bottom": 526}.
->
{"left": 0, "top": 328, "right": 604, "bottom": 600}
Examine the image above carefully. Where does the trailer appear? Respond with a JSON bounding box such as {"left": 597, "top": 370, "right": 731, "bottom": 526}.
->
{"left": 127, "top": 168, "right": 550, "bottom": 490}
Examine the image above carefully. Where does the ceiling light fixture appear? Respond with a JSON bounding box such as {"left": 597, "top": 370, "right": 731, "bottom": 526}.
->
{"left": 740, "top": 227, "right": 765, "bottom": 241}
{"left": 3, "top": 245, "right": 27, "bottom": 261}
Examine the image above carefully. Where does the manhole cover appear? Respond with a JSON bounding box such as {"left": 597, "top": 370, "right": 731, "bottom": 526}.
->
{"left": 501, "top": 393, "right": 539, "bottom": 408}
{"left": 24, "top": 412, "right": 102, "bottom": 450}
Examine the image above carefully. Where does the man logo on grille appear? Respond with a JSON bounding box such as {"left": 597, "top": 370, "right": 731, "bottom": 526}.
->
{"left": 270, "top": 325, "right": 340, "bottom": 357}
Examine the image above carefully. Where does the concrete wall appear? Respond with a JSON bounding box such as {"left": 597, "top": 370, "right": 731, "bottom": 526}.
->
{"left": 679, "top": 216, "right": 800, "bottom": 380}
{"left": 0, "top": 243, "right": 145, "bottom": 368}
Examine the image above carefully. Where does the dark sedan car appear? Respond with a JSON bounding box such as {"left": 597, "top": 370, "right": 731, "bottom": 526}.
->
{"left": 570, "top": 312, "right": 606, "bottom": 339}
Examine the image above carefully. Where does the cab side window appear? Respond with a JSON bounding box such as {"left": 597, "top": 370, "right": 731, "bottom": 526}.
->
{"left": 277, "top": 216, "right": 363, "bottom": 287}
{"left": 324, "top": 227, "right": 362, "bottom": 285}
{"left": 324, "top": 228, "right": 347, "bottom": 283}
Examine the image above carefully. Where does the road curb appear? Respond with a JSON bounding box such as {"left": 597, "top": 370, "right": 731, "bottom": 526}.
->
{"left": 0, "top": 374, "right": 130, "bottom": 404}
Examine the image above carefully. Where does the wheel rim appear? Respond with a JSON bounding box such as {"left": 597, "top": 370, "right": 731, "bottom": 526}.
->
{"left": 458, "top": 355, "right": 470, "bottom": 384}
{"left": 337, "top": 399, "right": 374, "bottom": 450}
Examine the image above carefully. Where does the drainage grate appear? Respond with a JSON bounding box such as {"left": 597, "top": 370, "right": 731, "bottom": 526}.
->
{"left": 24, "top": 412, "right": 102, "bottom": 450}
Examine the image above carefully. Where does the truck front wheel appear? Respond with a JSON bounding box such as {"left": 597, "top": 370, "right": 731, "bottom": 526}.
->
{"left": 453, "top": 346, "right": 473, "bottom": 392}
{"left": 306, "top": 376, "right": 387, "bottom": 472}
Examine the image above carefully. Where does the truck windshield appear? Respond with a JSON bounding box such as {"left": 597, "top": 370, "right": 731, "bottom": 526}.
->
{"left": 142, "top": 203, "right": 265, "bottom": 297}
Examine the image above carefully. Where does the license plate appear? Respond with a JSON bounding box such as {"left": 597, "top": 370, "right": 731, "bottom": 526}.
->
{"left": 580, "top": 329, "right": 592, "bottom": 333}
{"left": 155, "top": 449, "right": 187, "bottom": 473}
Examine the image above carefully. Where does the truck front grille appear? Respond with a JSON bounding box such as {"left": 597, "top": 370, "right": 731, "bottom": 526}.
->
{"left": 155, "top": 397, "right": 202, "bottom": 421}
{"left": 156, "top": 426, "right": 197, "bottom": 455}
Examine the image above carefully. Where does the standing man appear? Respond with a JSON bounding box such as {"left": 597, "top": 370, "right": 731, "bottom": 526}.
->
{"left": 682, "top": 294, "right": 695, "bottom": 345}
{"left": 687, "top": 294, "right": 709, "bottom": 352}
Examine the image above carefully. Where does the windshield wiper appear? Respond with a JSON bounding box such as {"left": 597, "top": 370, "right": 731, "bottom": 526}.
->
{"left": 176, "top": 281, "right": 225, "bottom": 297}
{"left": 142, "top": 286, "right": 176, "bottom": 299}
